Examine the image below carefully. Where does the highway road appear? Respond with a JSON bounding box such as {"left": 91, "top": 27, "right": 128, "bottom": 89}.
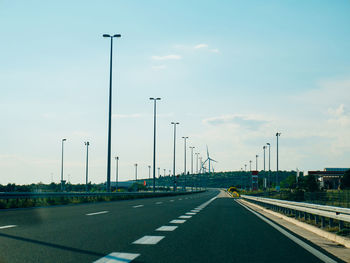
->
{"left": 0, "top": 189, "right": 344, "bottom": 263}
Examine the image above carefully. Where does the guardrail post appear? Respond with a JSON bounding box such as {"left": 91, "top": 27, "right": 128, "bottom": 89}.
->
{"left": 329, "top": 218, "right": 334, "bottom": 228}
{"left": 339, "top": 220, "right": 344, "bottom": 231}
{"left": 315, "top": 215, "right": 319, "bottom": 225}
{"left": 321, "top": 216, "right": 326, "bottom": 228}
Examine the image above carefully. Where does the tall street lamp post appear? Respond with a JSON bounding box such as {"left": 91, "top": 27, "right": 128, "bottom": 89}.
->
{"left": 256, "top": 155, "right": 259, "bottom": 171}
{"left": 195, "top": 153, "right": 199, "bottom": 174}
{"left": 189, "top": 146, "right": 195, "bottom": 174}
{"left": 182, "top": 136, "right": 188, "bottom": 190}
{"left": 276, "top": 132, "right": 282, "bottom": 187}
{"left": 171, "top": 122, "right": 179, "bottom": 191}
{"left": 103, "top": 33, "right": 121, "bottom": 192}
{"left": 84, "top": 141, "right": 90, "bottom": 192}
{"left": 263, "top": 146, "right": 267, "bottom": 171}
{"left": 267, "top": 143, "right": 271, "bottom": 188}
{"left": 150, "top": 97, "right": 161, "bottom": 192}
{"left": 148, "top": 165, "right": 151, "bottom": 179}
{"left": 249, "top": 160, "right": 252, "bottom": 171}
{"left": 115, "top": 157, "right": 119, "bottom": 191}
{"left": 135, "top": 163, "right": 138, "bottom": 182}
{"left": 60, "top": 138, "right": 67, "bottom": 191}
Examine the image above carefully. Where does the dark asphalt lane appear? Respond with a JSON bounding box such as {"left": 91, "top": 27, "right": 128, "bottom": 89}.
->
{"left": 0, "top": 190, "right": 344, "bottom": 263}
{"left": 0, "top": 190, "right": 217, "bottom": 263}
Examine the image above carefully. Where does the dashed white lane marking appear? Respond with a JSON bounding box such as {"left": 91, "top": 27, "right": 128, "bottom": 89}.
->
{"left": 236, "top": 200, "right": 338, "bottom": 263}
{"left": 179, "top": 215, "right": 192, "bottom": 219}
{"left": 86, "top": 211, "right": 109, "bottom": 216}
{"left": 170, "top": 219, "right": 186, "bottom": 224}
{"left": 0, "top": 225, "right": 17, "bottom": 229}
{"left": 156, "top": 226, "right": 178, "bottom": 232}
{"left": 132, "top": 205, "right": 144, "bottom": 208}
{"left": 186, "top": 212, "right": 196, "bottom": 215}
{"left": 170, "top": 200, "right": 174, "bottom": 202}
{"left": 133, "top": 235, "right": 165, "bottom": 245}
{"left": 178, "top": 198, "right": 182, "bottom": 200}
{"left": 185, "top": 197, "right": 188, "bottom": 199}
{"left": 191, "top": 210, "right": 200, "bottom": 213}
{"left": 156, "top": 202, "right": 163, "bottom": 204}
{"left": 93, "top": 252, "right": 140, "bottom": 263}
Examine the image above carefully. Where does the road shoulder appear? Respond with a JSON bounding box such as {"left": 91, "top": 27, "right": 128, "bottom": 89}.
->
{"left": 237, "top": 198, "right": 350, "bottom": 263}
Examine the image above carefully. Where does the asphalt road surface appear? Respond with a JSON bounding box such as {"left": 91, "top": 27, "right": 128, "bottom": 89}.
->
{"left": 0, "top": 189, "right": 344, "bottom": 263}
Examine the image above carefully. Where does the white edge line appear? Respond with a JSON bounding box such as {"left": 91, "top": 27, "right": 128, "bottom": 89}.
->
{"left": 235, "top": 200, "right": 338, "bottom": 263}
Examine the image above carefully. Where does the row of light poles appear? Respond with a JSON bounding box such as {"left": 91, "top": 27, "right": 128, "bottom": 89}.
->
{"left": 242, "top": 132, "right": 281, "bottom": 188}
{"left": 61, "top": 33, "right": 205, "bottom": 193}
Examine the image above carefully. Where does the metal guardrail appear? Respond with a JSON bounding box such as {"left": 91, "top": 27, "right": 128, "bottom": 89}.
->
{"left": 0, "top": 190, "right": 203, "bottom": 200}
{"left": 241, "top": 195, "right": 350, "bottom": 231}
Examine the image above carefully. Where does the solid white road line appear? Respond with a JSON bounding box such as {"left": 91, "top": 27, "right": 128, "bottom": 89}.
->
{"left": 170, "top": 219, "right": 186, "bottom": 224}
{"left": 156, "top": 202, "right": 163, "bottom": 204}
{"left": 93, "top": 252, "right": 140, "bottom": 263}
{"left": 0, "top": 225, "right": 17, "bottom": 229}
{"left": 179, "top": 215, "right": 192, "bottom": 219}
{"left": 86, "top": 211, "right": 109, "bottom": 216}
{"left": 156, "top": 226, "right": 178, "bottom": 232}
{"left": 169, "top": 200, "right": 174, "bottom": 202}
{"left": 236, "top": 200, "right": 338, "bottom": 263}
{"left": 133, "top": 235, "right": 165, "bottom": 245}
{"left": 178, "top": 198, "right": 182, "bottom": 200}
{"left": 132, "top": 205, "right": 144, "bottom": 208}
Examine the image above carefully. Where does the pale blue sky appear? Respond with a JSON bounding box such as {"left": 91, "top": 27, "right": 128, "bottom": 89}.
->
{"left": 1, "top": 1, "right": 350, "bottom": 184}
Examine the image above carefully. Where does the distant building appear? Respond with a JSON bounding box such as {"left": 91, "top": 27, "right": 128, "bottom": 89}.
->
{"left": 308, "top": 168, "right": 350, "bottom": 189}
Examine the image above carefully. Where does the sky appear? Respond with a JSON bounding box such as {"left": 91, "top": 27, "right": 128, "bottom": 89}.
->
{"left": 1, "top": 0, "right": 350, "bottom": 185}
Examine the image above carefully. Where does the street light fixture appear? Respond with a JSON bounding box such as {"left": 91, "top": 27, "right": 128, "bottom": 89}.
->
{"left": 103, "top": 33, "right": 121, "bottom": 192}
{"left": 150, "top": 97, "right": 161, "bottom": 192}
{"left": 84, "top": 141, "right": 90, "bottom": 192}
{"left": 171, "top": 122, "right": 179, "bottom": 191}
{"left": 60, "top": 138, "right": 67, "bottom": 191}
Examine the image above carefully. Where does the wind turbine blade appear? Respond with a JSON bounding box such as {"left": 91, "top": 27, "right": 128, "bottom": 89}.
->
{"left": 206, "top": 145, "right": 209, "bottom": 158}
{"left": 209, "top": 158, "right": 218, "bottom": 163}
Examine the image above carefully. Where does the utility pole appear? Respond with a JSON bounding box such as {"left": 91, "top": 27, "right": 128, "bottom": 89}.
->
{"left": 195, "top": 153, "right": 199, "bottom": 174}
{"left": 249, "top": 160, "right": 252, "bottom": 171}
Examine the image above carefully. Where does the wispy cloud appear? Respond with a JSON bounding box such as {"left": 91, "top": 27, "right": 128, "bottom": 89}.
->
{"left": 151, "top": 55, "right": 182, "bottom": 61}
{"left": 194, "top": 43, "right": 208, "bottom": 49}
{"left": 203, "top": 114, "right": 268, "bottom": 130}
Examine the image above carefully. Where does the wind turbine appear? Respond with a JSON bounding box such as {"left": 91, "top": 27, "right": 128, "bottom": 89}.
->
{"left": 202, "top": 145, "right": 217, "bottom": 173}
